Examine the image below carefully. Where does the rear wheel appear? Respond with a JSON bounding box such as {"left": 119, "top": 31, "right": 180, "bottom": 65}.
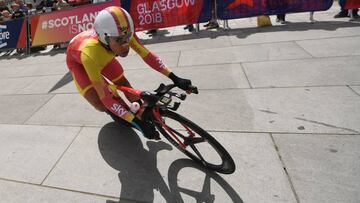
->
{"left": 153, "top": 109, "right": 235, "bottom": 174}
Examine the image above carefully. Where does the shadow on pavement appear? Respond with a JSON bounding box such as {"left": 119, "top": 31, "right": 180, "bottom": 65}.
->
{"left": 98, "top": 123, "right": 176, "bottom": 203}
{"left": 141, "top": 20, "right": 360, "bottom": 44}
{"left": 48, "top": 71, "right": 73, "bottom": 93}
{"left": 98, "top": 123, "right": 242, "bottom": 203}
{"left": 168, "top": 159, "right": 243, "bottom": 203}
{"left": 0, "top": 46, "right": 67, "bottom": 60}
{"left": 2, "top": 19, "right": 358, "bottom": 61}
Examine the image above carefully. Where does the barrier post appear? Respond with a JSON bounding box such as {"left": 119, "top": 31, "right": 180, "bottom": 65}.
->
{"left": 25, "top": 14, "right": 31, "bottom": 54}
{"left": 349, "top": 9, "right": 355, "bottom": 21}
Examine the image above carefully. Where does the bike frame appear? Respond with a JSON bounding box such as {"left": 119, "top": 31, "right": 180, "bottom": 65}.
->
{"left": 116, "top": 85, "right": 193, "bottom": 149}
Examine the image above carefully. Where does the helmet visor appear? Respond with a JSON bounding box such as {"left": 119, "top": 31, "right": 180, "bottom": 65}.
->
{"left": 107, "top": 32, "right": 132, "bottom": 45}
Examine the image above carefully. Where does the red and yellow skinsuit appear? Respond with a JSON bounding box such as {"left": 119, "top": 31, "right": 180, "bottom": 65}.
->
{"left": 66, "top": 29, "right": 172, "bottom": 122}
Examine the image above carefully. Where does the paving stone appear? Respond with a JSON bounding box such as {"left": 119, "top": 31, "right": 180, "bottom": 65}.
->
{"left": 145, "top": 35, "right": 232, "bottom": 53}
{"left": 0, "top": 77, "right": 35, "bottom": 95}
{"left": 178, "top": 42, "right": 312, "bottom": 67}
{"left": 296, "top": 36, "right": 360, "bottom": 57}
{"left": 273, "top": 134, "right": 360, "bottom": 203}
{"left": 0, "top": 180, "right": 119, "bottom": 203}
{"left": 15, "top": 75, "right": 70, "bottom": 94}
{"left": 350, "top": 85, "right": 360, "bottom": 96}
{"left": 120, "top": 51, "right": 180, "bottom": 69}
{"left": 0, "top": 94, "right": 53, "bottom": 124}
{"left": 174, "top": 87, "right": 360, "bottom": 134}
{"left": 243, "top": 56, "right": 360, "bottom": 88}
{"left": 124, "top": 63, "right": 250, "bottom": 91}
{"left": 25, "top": 94, "right": 110, "bottom": 127}
{"left": 15, "top": 63, "right": 67, "bottom": 77}
{"left": 0, "top": 124, "right": 80, "bottom": 183}
{"left": 43, "top": 125, "right": 295, "bottom": 202}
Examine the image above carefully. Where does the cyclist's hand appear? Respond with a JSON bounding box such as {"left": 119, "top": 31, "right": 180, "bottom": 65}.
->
{"left": 169, "top": 72, "right": 192, "bottom": 91}
{"left": 131, "top": 117, "right": 160, "bottom": 140}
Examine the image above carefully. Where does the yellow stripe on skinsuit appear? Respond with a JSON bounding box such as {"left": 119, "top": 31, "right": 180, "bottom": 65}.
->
{"left": 108, "top": 7, "right": 128, "bottom": 34}
{"left": 111, "top": 73, "right": 124, "bottom": 84}
{"left": 129, "top": 35, "right": 150, "bottom": 58}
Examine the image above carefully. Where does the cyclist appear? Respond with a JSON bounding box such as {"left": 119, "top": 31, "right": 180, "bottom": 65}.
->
{"left": 66, "top": 6, "right": 193, "bottom": 139}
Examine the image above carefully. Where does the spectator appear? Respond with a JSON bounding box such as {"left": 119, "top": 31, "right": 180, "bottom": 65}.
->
{"left": 276, "top": 14, "right": 286, "bottom": 24}
{"left": 92, "top": 0, "right": 106, "bottom": 3}
{"left": 15, "top": 0, "right": 28, "bottom": 14}
{"left": 334, "top": 0, "right": 359, "bottom": 18}
{"left": 36, "top": 0, "right": 54, "bottom": 13}
{"left": 0, "top": 0, "right": 10, "bottom": 13}
{"left": 183, "top": 24, "right": 194, "bottom": 32}
{"left": 1, "top": 10, "right": 12, "bottom": 21}
{"left": 68, "top": 0, "right": 91, "bottom": 7}
{"left": 204, "top": 0, "right": 219, "bottom": 29}
{"left": 24, "top": 0, "right": 35, "bottom": 10}
{"left": 11, "top": 2, "right": 25, "bottom": 18}
{"left": 54, "top": 0, "right": 70, "bottom": 10}
{"left": 146, "top": 29, "right": 157, "bottom": 35}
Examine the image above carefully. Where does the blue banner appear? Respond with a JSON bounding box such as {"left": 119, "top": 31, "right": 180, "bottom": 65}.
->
{"left": 0, "top": 18, "right": 26, "bottom": 49}
{"left": 217, "top": 0, "right": 334, "bottom": 20}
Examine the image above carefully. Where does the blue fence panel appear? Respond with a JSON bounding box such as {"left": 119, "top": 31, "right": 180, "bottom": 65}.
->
{"left": 0, "top": 18, "right": 26, "bottom": 50}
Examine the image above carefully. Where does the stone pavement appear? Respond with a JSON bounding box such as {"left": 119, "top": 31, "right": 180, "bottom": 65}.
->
{"left": 0, "top": 4, "right": 360, "bottom": 203}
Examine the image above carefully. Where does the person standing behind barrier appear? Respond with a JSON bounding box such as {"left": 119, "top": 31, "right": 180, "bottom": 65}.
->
{"left": 14, "top": 0, "right": 28, "bottom": 14}
{"left": 0, "top": 9, "right": 11, "bottom": 21}
{"left": 334, "top": 0, "right": 359, "bottom": 18}
{"left": 268, "top": 0, "right": 287, "bottom": 24}
{"left": 184, "top": 24, "right": 194, "bottom": 32}
{"left": 36, "top": 0, "right": 55, "bottom": 13}
{"left": 54, "top": 0, "right": 70, "bottom": 10}
{"left": 276, "top": 14, "right": 286, "bottom": 24}
{"left": 11, "top": 2, "right": 25, "bottom": 18}
{"left": 204, "top": 0, "right": 219, "bottom": 29}
{"left": 0, "top": 0, "right": 10, "bottom": 13}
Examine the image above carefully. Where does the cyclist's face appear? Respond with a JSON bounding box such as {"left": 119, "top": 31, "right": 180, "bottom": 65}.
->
{"left": 108, "top": 34, "right": 131, "bottom": 57}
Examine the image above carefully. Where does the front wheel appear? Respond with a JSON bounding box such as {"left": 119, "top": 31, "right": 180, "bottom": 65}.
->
{"left": 152, "top": 109, "right": 236, "bottom": 174}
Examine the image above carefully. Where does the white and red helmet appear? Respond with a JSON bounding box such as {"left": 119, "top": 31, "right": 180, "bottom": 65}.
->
{"left": 94, "top": 6, "right": 134, "bottom": 45}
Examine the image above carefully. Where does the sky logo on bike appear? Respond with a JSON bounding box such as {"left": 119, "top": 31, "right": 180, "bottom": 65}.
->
{"left": 0, "top": 25, "right": 10, "bottom": 49}
{"left": 110, "top": 103, "right": 127, "bottom": 117}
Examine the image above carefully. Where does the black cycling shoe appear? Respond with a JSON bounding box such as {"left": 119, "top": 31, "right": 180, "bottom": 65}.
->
{"left": 132, "top": 117, "right": 160, "bottom": 140}
{"left": 334, "top": 11, "right": 349, "bottom": 18}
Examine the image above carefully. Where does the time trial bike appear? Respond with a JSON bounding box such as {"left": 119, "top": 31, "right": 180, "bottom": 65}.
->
{"left": 109, "top": 83, "right": 236, "bottom": 174}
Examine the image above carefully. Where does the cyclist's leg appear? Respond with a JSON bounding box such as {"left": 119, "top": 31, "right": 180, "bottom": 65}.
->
{"left": 69, "top": 64, "right": 107, "bottom": 111}
{"left": 83, "top": 88, "right": 106, "bottom": 112}
{"left": 101, "top": 59, "right": 140, "bottom": 102}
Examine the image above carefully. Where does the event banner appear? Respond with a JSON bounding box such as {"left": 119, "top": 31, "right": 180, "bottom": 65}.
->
{"left": 217, "top": 0, "right": 333, "bottom": 20}
{"left": 340, "top": 0, "right": 360, "bottom": 9}
{"left": 0, "top": 18, "right": 26, "bottom": 49}
{"left": 121, "top": 0, "right": 212, "bottom": 31}
{"left": 30, "top": 0, "right": 119, "bottom": 46}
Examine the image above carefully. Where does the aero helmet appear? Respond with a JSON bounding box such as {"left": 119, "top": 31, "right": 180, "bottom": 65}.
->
{"left": 94, "top": 6, "right": 134, "bottom": 45}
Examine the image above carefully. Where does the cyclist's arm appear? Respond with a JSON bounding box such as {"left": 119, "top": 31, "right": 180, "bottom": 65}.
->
{"left": 129, "top": 33, "right": 172, "bottom": 76}
{"left": 80, "top": 52, "right": 135, "bottom": 122}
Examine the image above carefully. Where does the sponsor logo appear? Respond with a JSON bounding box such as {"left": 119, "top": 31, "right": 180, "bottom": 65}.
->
{"left": 136, "top": 0, "right": 196, "bottom": 25}
{"left": 40, "top": 12, "right": 99, "bottom": 35}
{"left": 0, "top": 24, "right": 9, "bottom": 49}
{"left": 110, "top": 103, "right": 127, "bottom": 117}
